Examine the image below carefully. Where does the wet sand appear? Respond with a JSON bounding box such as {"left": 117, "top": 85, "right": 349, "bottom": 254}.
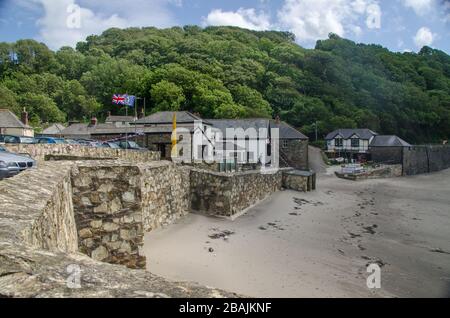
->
{"left": 143, "top": 168, "right": 450, "bottom": 297}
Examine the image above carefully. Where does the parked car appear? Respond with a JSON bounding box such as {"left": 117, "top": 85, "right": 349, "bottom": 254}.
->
{"left": 35, "top": 137, "right": 65, "bottom": 144}
{"left": 64, "top": 139, "right": 80, "bottom": 144}
{"left": 0, "top": 135, "right": 36, "bottom": 144}
{"left": 102, "top": 142, "right": 121, "bottom": 149}
{"left": 118, "top": 140, "right": 147, "bottom": 151}
{"left": 0, "top": 146, "right": 36, "bottom": 180}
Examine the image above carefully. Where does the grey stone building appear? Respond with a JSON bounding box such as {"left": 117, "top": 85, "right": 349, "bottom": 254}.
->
{"left": 0, "top": 108, "right": 34, "bottom": 137}
{"left": 60, "top": 111, "right": 309, "bottom": 170}
{"left": 369, "top": 135, "right": 411, "bottom": 164}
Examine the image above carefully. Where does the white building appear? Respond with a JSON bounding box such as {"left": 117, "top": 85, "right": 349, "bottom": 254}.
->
{"left": 325, "top": 129, "right": 378, "bottom": 160}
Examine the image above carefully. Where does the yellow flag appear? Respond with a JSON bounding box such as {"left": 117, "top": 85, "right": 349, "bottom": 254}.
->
{"left": 171, "top": 112, "right": 177, "bottom": 158}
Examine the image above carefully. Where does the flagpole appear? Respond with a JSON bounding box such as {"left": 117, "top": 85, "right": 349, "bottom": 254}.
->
{"left": 125, "top": 105, "right": 128, "bottom": 153}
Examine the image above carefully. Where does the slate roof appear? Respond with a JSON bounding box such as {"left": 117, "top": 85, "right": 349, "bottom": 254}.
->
{"left": 134, "top": 111, "right": 210, "bottom": 125}
{"left": 61, "top": 123, "right": 145, "bottom": 136}
{"left": 105, "top": 115, "right": 135, "bottom": 123}
{"left": 41, "top": 123, "right": 66, "bottom": 135}
{"left": 325, "top": 129, "right": 378, "bottom": 140}
{"left": 208, "top": 119, "right": 308, "bottom": 140}
{"left": 0, "top": 109, "right": 29, "bottom": 128}
{"left": 370, "top": 135, "right": 411, "bottom": 147}
{"left": 270, "top": 120, "right": 308, "bottom": 140}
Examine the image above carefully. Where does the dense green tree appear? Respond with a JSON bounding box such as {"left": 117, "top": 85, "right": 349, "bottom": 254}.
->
{"left": 0, "top": 27, "right": 449, "bottom": 143}
{"left": 150, "top": 80, "right": 185, "bottom": 111}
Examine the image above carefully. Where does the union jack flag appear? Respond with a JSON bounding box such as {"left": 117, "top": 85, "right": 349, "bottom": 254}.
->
{"left": 112, "top": 94, "right": 135, "bottom": 106}
{"left": 112, "top": 94, "right": 126, "bottom": 105}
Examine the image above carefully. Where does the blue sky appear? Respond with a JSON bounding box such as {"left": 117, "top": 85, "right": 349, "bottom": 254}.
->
{"left": 0, "top": 0, "right": 449, "bottom": 53}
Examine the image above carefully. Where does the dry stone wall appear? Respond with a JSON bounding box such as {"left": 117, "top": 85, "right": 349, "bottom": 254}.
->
{"left": 0, "top": 160, "right": 237, "bottom": 297}
{"left": 190, "top": 169, "right": 283, "bottom": 217}
{"left": 139, "top": 163, "right": 190, "bottom": 232}
{"left": 71, "top": 162, "right": 146, "bottom": 269}
{"left": 0, "top": 161, "right": 78, "bottom": 253}
{"left": 4, "top": 144, "right": 160, "bottom": 162}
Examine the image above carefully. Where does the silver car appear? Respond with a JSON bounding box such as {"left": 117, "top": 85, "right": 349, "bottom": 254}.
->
{"left": 0, "top": 146, "right": 36, "bottom": 180}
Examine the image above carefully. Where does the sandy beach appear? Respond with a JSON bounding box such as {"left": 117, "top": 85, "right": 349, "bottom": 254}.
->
{"left": 143, "top": 152, "right": 450, "bottom": 297}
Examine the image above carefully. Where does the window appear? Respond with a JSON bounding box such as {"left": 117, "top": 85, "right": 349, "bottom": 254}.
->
{"left": 351, "top": 138, "right": 359, "bottom": 148}
{"left": 335, "top": 138, "right": 343, "bottom": 147}
{"left": 282, "top": 140, "right": 289, "bottom": 148}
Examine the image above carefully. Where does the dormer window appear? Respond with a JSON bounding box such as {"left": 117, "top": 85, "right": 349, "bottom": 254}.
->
{"left": 351, "top": 138, "right": 359, "bottom": 147}
{"left": 335, "top": 137, "right": 343, "bottom": 147}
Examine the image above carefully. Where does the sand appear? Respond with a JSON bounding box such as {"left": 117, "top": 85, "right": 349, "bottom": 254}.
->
{"left": 143, "top": 165, "right": 450, "bottom": 298}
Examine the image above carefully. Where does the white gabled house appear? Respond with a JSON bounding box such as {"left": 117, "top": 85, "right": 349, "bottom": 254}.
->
{"left": 325, "top": 129, "right": 378, "bottom": 160}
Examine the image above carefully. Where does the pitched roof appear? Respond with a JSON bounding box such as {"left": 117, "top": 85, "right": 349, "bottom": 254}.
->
{"left": 270, "top": 120, "right": 308, "bottom": 140}
{"left": 325, "top": 129, "right": 378, "bottom": 140}
{"left": 0, "top": 109, "right": 29, "bottom": 129}
{"left": 41, "top": 123, "right": 66, "bottom": 135}
{"left": 105, "top": 115, "right": 135, "bottom": 123}
{"left": 134, "top": 111, "right": 209, "bottom": 125}
{"left": 207, "top": 119, "right": 308, "bottom": 140}
{"left": 61, "top": 122, "right": 146, "bottom": 136}
{"left": 370, "top": 135, "right": 411, "bottom": 147}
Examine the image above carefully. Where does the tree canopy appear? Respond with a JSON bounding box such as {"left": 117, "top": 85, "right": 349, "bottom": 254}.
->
{"left": 1, "top": 26, "right": 449, "bottom": 143}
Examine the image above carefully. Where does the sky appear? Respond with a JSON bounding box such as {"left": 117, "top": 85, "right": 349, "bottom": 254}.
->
{"left": 0, "top": 0, "right": 449, "bottom": 53}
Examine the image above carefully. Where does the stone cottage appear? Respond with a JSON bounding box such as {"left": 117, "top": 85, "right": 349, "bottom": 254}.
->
{"left": 369, "top": 135, "right": 412, "bottom": 164}
{"left": 0, "top": 108, "right": 34, "bottom": 137}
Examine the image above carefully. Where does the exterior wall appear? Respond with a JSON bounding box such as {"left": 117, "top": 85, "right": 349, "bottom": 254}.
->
{"left": 282, "top": 172, "right": 315, "bottom": 192}
{"left": 327, "top": 138, "right": 370, "bottom": 153}
{"left": 402, "top": 145, "right": 450, "bottom": 175}
{"left": 370, "top": 147, "right": 403, "bottom": 164}
{"left": 0, "top": 127, "right": 34, "bottom": 137}
{"left": 139, "top": 163, "right": 191, "bottom": 232}
{"left": 0, "top": 161, "right": 237, "bottom": 298}
{"left": 4, "top": 144, "right": 160, "bottom": 162}
{"left": 71, "top": 163, "right": 146, "bottom": 269}
{"left": 280, "top": 139, "right": 309, "bottom": 170}
{"left": 335, "top": 164, "right": 403, "bottom": 181}
{"left": 70, "top": 161, "right": 190, "bottom": 269}
{"left": 0, "top": 162, "right": 78, "bottom": 253}
{"left": 190, "top": 169, "right": 283, "bottom": 217}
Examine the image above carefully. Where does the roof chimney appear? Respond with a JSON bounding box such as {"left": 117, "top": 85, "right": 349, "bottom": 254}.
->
{"left": 21, "top": 107, "right": 29, "bottom": 126}
{"left": 107, "top": 111, "right": 111, "bottom": 118}
{"left": 89, "top": 116, "right": 98, "bottom": 126}
{"left": 275, "top": 115, "right": 280, "bottom": 124}
{"left": 139, "top": 109, "right": 145, "bottom": 119}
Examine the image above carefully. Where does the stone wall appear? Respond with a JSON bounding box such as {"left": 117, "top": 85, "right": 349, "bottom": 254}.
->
{"left": 282, "top": 170, "right": 316, "bottom": 192}
{"left": 0, "top": 162, "right": 78, "bottom": 253}
{"left": 402, "top": 145, "right": 450, "bottom": 175}
{"left": 70, "top": 161, "right": 190, "bottom": 268}
{"left": 370, "top": 147, "right": 403, "bottom": 164}
{"left": 190, "top": 169, "right": 283, "bottom": 217}
{"left": 71, "top": 162, "right": 146, "bottom": 269}
{"left": 335, "top": 164, "right": 403, "bottom": 181}
{"left": 0, "top": 160, "right": 237, "bottom": 297}
{"left": 4, "top": 144, "right": 160, "bottom": 163}
{"left": 139, "top": 163, "right": 190, "bottom": 232}
{"left": 280, "top": 139, "right": 309, "bottom": 170}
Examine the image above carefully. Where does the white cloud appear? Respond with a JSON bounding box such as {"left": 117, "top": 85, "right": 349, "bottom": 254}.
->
{"left": 28, "top": 0, "right": 178, "bottom": 49}
{"left": 203, "top": 8, "right": 271, "bottom": 31}
{"left": 277, "top": 0, "right": 382, "bottom": 44}
{"left": 402, "top": 0, "right": 434, "bottom": 15}
{"left": 413, "top": 26, "right": 435, "bottom": 47}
